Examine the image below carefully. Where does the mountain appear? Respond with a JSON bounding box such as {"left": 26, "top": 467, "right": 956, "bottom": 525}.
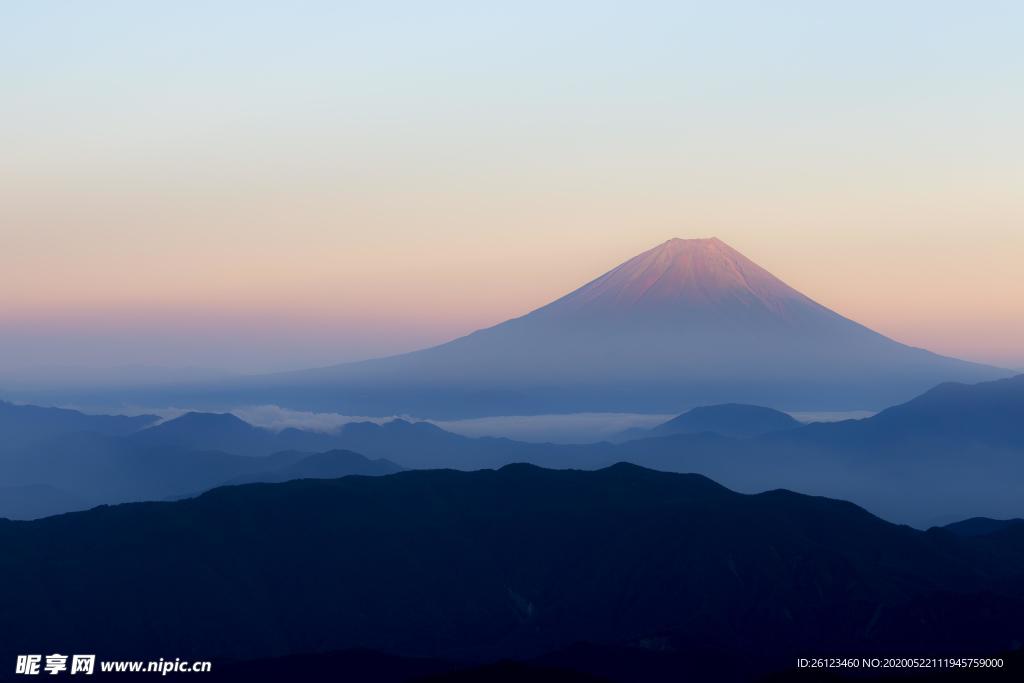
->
{"left": 943, "top": 517, "right": 1024, "bottom": 537}
{"left": 134, "top": 237, "right": 1003, "bottom": 418}
{"left": 614, "top": 403, "right": 801, "bottom": 441}
{"left": 4, "top": 374, "right": 1022, "bottom": 523}
{"left": 223, "top": 449, "right": 401, "bottom": 485}
{"left": 6, "top": 373, "right": 1024, "bottom": 523}
{"left": 792, "top": 373, "right": 1024, "bottom": 449}
{"left": 321, "top": 375, "right": 1024, "bottom": 524}
{"left": 0, "top": 409, "right": 404, "bottom": 519}
{"left": 1, "top": 464, "right": 1022, "bottom": 681}
{"left": 129, "top": 411, "right": 344, "bottom": 456}
{"left": 0, "top": 440, "right": 400, "bottom": 520}
{"left": 0, "top": 400, "right": 157, "bottom": 453}
{"left": 607, "top": 375, "right": 1024, "bottom": 525}
{"left": 127, "top": 412, "right": 465, "bottom": 466}
{"left": 330, "top": 419, "right": 594, "bottom": 470}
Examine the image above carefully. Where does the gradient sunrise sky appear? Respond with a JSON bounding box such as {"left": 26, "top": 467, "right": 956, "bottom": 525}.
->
{"left": 2, "top": 1, "right": 1022, "bottom": 373}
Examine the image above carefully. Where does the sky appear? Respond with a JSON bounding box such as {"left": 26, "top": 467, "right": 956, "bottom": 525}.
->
{"left": 2, "top": 1, "right": 1022, "bottom": 375}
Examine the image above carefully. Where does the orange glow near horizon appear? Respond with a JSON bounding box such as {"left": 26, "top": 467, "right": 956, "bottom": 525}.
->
{"left": 3, "top": 218, "right": 1022, "bottom": 371}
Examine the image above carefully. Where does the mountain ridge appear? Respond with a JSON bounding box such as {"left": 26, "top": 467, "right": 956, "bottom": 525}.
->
{"left": 614, "top": 402, "right": 802, "bottom": 441}
{"left": 1, "top": 463, "right": 1021, "bottom": 678}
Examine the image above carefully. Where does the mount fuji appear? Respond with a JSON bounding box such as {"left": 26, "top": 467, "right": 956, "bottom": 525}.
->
{"left": 45, "top": 237, "right": 1000, "bottom": 420}
{"left": 196, "top": 237, "right": 1004, "bottom": 418}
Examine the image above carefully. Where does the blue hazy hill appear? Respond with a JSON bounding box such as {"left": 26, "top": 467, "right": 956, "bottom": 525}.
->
{"left": 614, "top": 403, "right": 801, "bottom": 441}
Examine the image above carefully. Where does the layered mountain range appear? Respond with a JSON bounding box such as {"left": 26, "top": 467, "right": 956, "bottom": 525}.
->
{"left": 2, "top": 374, "right": 1022, "bottom": 525}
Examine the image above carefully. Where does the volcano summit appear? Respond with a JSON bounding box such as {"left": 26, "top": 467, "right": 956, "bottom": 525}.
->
{"left": 150, "top": 238, "right": 1010, "bottom": 417}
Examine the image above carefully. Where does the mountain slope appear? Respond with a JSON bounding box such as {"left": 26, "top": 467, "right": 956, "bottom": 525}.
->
{"left": 193, "top": 238, "right": 1005, "bottom": 417}
{"left": 0, "top": 409, "right": 405, "bottom": 518}
{"left": 615, "top": 403, "right": 801, "bottom": 441}
{"left": 0, "top": 464, "right": 1021, "bottom": 678}
{"left": 0, "top": 400, "right": 157, "bottom": 453}
{"left": 223, "top": 449, "right": 401, "bottom": 485}
{"left": 620, "top": 374, "right": 1024, "bottom": 524}
{"left": 531, "top": 236, "right": 852, "bottom": 324}
{"left": 943, "top": 517, "right": 1024, "bottom": 537}
{"left": 820, "top": 373, "right": 1024, "bottom": 448}
{"left": 776, "top": 373, "right": 1024, "bottom": 452}
{"left": 129, "top": 411, "right": 345, "bottom": 456}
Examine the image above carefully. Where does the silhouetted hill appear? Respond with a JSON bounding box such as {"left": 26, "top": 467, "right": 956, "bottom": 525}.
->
{"left": 0, "top": 400, "right": 156, "bottom": 453}
{"left": 130, "top": 411, "right": 344, "bottom": 456}
{"left": 224, "top": 449, "right": 401, "bottom": 485}
{"left": 943, "top": 517, "right": 1024, "bottom": 537}
{"left": 0, "top": 464, "right": 1021, "bottom": 681}
{"left": 324, "top": 376, "right": 1024, "bottom": 524}
{"left": 0, "top": 428, "right": 301, "bottom": 514}
{"left": 332, "top": 419, "right": 591, "bottom": 469}
{"left": 790, "top": 374, "right": 1024, "bottom": 448}
{"left": 0, "top": 415, "right": 401, "bottom": 519}
{"left": 867, "top": 374, "right": 1024, "bottom": 447}
{"left": 0, "top": 406, "right": 504, "bottom": 518}
{"left": 617, "top": 374, "right": 1024, "bottom": 525}
{"left": 615, "top": 403, "right": 801, "bottom": 441}
{"left": 135, "top": 415, "right": 589, "bottom": 470}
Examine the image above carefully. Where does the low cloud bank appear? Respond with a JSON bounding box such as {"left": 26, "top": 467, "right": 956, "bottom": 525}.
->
{"left": 132, "top": 405, "right": 874, "bottom": 444}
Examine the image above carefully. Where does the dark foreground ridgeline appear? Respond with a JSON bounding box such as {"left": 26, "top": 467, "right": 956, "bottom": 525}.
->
{"left": 0, "top": 464, "right": 1021, "bottom": 681}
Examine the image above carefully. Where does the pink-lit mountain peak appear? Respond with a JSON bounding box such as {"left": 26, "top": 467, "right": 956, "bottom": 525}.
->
{"left": 549, "top": 237, "right": 811, "bottom": 317}
{"left": 248, "top": 236, "right": 1008, "bottom": 418}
